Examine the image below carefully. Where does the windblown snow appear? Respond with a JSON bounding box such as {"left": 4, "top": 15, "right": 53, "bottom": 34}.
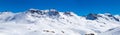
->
{"left": 0, "top": 8, "right": 120, "bottom": 35}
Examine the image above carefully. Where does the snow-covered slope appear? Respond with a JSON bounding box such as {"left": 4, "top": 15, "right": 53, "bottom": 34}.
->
{"left": 0, "top": 8, "right": 120, "bottom": 35}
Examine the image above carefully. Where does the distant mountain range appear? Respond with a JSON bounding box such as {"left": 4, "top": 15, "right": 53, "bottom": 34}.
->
{"left": 0, "top": 8, "right": 120, "bottom": 35}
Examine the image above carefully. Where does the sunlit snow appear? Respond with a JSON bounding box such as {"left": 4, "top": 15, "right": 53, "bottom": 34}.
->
{"left": 0, "top": 9, "right": 120, "bottom": 35}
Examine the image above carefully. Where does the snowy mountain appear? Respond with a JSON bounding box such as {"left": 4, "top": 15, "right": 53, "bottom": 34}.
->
{"left": 0, "top": 8, "right": 120, "bottom": 35}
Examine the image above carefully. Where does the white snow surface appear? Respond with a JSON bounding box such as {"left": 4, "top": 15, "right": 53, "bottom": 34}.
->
{"left": 0, "top": 9, "right": 120, "bottom": 35}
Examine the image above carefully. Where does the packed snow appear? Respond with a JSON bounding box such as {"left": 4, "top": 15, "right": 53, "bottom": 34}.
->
{"left": 0, "top": 9, "right": 120, "bottom": 35}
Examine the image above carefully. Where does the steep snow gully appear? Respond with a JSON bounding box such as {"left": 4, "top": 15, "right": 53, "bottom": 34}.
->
{"left": 0, "top": 8, "right": 120, "bottom": 35}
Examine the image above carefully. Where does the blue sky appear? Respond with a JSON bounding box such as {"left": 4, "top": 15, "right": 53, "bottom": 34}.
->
{"left": 0, "top": 0, "right": 120, "bottom": 15}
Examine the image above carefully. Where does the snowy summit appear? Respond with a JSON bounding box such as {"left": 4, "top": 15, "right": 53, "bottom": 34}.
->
{"left": 0, "top": 9, "right": 120, "bottom": 35}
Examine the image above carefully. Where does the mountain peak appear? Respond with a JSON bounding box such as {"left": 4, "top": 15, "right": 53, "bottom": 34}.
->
{"left": 29, "top": 8, "right": 39, "bottom": 11}
{"left": 26, "top": 8, "right": 77, "bottom": 18}
{"left": 86, "top": 13, "right": 98, "bottom": 20}
{"left": 64, "top": 12, "right": 74, "bottom": 16}
{"left": 49, "top": 9, "right": 57, "bottom": 12}
{"left": 0, "top": 9, "right": 120, "bottom": 35}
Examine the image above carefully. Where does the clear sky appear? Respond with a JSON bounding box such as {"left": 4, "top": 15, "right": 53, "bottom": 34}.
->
{"left": 0, "top": 0, "right": 120, "bottom": 15}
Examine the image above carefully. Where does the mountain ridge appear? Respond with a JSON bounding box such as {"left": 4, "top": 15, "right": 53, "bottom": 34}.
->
{"left": 0, "top": 9, "right": 120, "bottom": 35}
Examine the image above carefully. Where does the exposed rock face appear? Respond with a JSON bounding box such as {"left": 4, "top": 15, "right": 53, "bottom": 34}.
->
{"left": 86, "top": 13, "right": 98, "bottom": 20}
{"left": 64, "top": 12, "right": 73, "bottom": 16}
